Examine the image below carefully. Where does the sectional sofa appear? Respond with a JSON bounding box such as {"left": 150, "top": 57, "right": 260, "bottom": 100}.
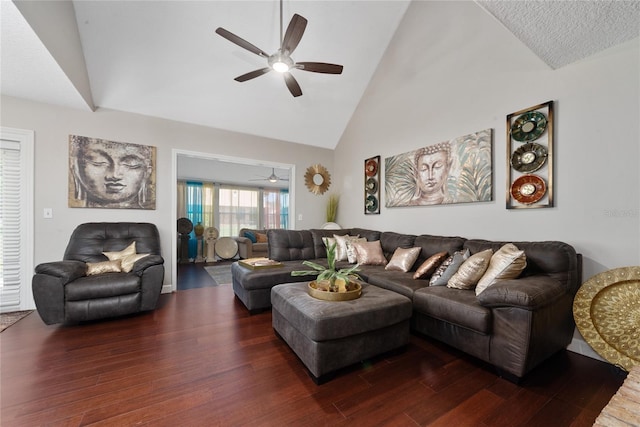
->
{"left": 231, "top": 227, "right": 581, "bottom": 380}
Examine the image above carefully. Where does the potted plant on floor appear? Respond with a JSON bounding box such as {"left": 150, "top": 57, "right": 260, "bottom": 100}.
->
{"left": 291, "top": 239, "right": 362, "bottom": 300}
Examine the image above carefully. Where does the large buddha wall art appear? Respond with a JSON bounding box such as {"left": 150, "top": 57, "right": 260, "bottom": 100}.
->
{"left": 385, "top": 129, "right": 493, "bottom": 207}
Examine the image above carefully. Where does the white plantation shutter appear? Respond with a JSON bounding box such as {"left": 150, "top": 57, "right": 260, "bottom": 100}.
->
{"left": 0, "top": 140, "right": 22, "bottom": 311}
{"left": 0, "top": 128, "right": 34, "bottom": 312}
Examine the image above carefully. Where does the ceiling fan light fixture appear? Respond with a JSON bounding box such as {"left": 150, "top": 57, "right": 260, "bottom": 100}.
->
{"left": 272, "top": 61, "right": 289, "bottom": 73}
{"left": 268, "top": 51, "right": 293, "bottom": 73}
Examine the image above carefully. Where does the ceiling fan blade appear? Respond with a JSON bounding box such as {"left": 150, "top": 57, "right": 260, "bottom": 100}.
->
{"left": 234, "top": 68, "right": 272, "bottom": 82}
{"left": 215, "top": 27, "right": 269, "bottom": 58}
{"left": 283, "top": 72, "right": 302, "bottom": 97}
{"left": 282, "top": 14, "right": 307, "bottom": 54}
{"left": 296, "top": 62, "right": 344, "bottom": 74}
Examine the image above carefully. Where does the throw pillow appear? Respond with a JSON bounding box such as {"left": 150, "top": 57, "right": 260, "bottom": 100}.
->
{"left": 256, "top": 233, "right": 267, "bottom": 243}
{"left": 429, "top": 249, "right": 470, "bottom": 286}
{"left": 103, "top": 241, "right": 136, "bottom": 261}
{"left": 120, "top": 253, "right": 150, "bottom": 273}
{"left": 385, "top": 247, "right": 421, "bottom": 272}
{"left": 244, "top": 231, "right": 257, "bottom": 243}
{"left": 352, "top": 240, "right": 387, "bottom": 266}
{"left": 346, "top": 237, "right": 367, "bottom": 263}
{"left": 475, "top": 243, "right": 527, "bottom": 296}
{"left": 334, "top": 234, "right": 360, "bottom": 261}
{"left": 413, "top": 251, "right": 448, "bottom": 279}
{"left": 447, "top": 249, "right": 493, "bottom": 290}
{"left": 86, "top": 260, "right": 122, "bottom": 276}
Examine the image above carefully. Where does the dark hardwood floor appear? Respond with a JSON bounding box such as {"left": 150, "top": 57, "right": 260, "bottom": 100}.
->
{"left": 1, "top": 265, "right": 627, "bottom": 426}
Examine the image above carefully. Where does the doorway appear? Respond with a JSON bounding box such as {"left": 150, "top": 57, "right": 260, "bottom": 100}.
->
{"left": 171, "top": 149, "right": 295, "bottom": 292}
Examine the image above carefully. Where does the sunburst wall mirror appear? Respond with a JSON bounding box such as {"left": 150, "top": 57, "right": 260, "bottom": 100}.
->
{"left": 304, "top": 164, "right": 331, "bottom": 195}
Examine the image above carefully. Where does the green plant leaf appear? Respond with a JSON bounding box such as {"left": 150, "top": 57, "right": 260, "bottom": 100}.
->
{"left": 291, "top": 270, "right": 320, "bottom": 277}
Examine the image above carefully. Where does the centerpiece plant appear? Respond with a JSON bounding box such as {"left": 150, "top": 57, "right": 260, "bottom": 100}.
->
{"left": 291, "top": 239, "right": 360, "bottom": 292}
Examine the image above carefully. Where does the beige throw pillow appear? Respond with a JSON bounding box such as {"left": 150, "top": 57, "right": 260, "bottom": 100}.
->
{"left": 120, "top": 253, "right": 150, "bottom": 273}
{"left": 447, "top": 249, "right": 493, "bottom": 290}
{"left": 346, "top": 237, "right": 367, "bottom": 263}
{"left": 352, "top": 240, "right": 387, "bottom": 266}
{"left": 103, "top": 241, "right": 136, "bottom": 261}
{"left": 413, "top": 251, "right": 448, "bottom": 279}
{"left": 475, "top": 243, "right": 527, "bottom": 295}
{"left": 334, "top": 234, "right": 360, "bottom": 261}
{"left": 385, "top": 247, "right": 421, "bottom": 272}
{"left": 86, "top": 260, "right": 122, "bottom": 276}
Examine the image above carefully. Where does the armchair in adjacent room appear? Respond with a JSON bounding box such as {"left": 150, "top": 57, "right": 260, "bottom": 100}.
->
{"left": 32, "top": 222, "right": 165, "bottom": 325}
{"left": 234, "top": 228, "right": 269, "bottom": 259}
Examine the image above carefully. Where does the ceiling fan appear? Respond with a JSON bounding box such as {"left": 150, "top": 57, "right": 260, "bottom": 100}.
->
{"left": 250, "top": 168, "right": 289, "bottom": 183}
{"left": 215, "top": 0, "right": 343, "bottom": 97}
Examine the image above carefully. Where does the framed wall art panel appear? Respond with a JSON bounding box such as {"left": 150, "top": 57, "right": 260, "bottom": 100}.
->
{"left": 364, "top": 155, "right": 380, "bottom": 214}
{"left": 506, "top": 101, "right": 554, "bottom": 209}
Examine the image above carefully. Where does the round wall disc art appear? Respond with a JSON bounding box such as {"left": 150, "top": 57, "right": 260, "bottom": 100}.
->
{"left": 510, "top": 174, "right": 546, "bottom": 204}
{"left": 365, "top": 177, "right": 378, "bottom": 194}
{"left": 365, "top": 159, "right": 378, "bottom": 177}
{"left": 511, "top": 142, "right": 548, "bottom": 173}
{"left": 511, "top": 111, "right": 547, "bottom": 142}
{"left": 365, "top": 195, "right": 379, "bottom": 213}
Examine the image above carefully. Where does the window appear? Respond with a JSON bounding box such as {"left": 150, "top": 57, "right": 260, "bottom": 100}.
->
{"left": 218, "top": 186, "right": 259, "bottom": 236}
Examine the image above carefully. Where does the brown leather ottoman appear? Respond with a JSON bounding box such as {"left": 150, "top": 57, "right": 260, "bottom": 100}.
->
{"left": 271, "top": 282, "right": 412, "bottom": 384}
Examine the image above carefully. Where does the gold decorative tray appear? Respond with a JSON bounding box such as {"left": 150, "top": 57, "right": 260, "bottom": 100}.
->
{"left": 308, "top": 281, "right": 362, "bottom": 301}
{"left": 238, "top": 258, "right": 283, "bottom": 270}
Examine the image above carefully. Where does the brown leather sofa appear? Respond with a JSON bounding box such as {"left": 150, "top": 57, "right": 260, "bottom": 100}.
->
{"left": 32, "top": 222, "right": 165, "bottom": 325}
{"left": 231, "top": 228, "right": 581, "bottom": 380}
{"left": 234, "top": 228, "right": 269, "bottom": 259}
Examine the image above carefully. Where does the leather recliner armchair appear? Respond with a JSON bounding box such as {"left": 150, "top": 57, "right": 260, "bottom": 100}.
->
{"left": 32, "top": 222, "right": 165, "bottom": 325}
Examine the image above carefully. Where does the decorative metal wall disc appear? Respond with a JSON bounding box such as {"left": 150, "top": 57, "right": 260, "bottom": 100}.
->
{"left": 511, "top": 111, "right": 547, "bottom": 142}
{"left": 511, "top": 142, "right": 548, "bottom": 173}
{"left": 365, "top": 195, "right": 379, "bottom": 212}
{"left": 365, "top": 177, "right": 378, "bottom": 194}
{"left": 510, "top": 174, "right": 546, "bottom": 204}
{"left": 304, "top": 164, "right": 331, "bottom": 195}
{"left": 365, "top": 159, "right": 378, "bottom": 177}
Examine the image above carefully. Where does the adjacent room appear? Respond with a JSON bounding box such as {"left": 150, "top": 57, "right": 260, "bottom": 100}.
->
{"left": 1, "top": 0, "right": 638, "bottom": 425}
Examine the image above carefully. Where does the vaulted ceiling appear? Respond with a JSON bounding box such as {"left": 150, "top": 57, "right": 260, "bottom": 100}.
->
{"left": 2, "top": 1, "right": 638, "bottom": 150}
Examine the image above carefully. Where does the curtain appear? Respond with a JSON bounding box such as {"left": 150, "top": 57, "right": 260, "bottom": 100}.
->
{"left": 177, "top": 180, "right": 187, "bottom": 219}
{"left": 263, "top": 189, "right": 288, "bottom": 229}
{"left": 218, "top": 186, "right": 258, "bottom": 236}
{"left": 202, "top": 182, "right": 215, "bottom": 228}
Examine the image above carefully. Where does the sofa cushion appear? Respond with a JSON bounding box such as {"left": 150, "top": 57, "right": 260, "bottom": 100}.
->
{"left": 429, "top": 249, "right": 470, "bottom": 286}
{"left": 366, "top": 270, "right": 429, "bottom": 299}
{"left": 267, "top": 229, "right": 315, "bottom": 261}
{"left": 385, "top": 247, "right": 421, "bottom": 272}
{"left": 65, "top": 273, "right": 140, "bottom": 301}
{"left": 476, "top": 243, "right": 527, "bottom": 295}
{"left": 414, "top": 235, "right": 466, "bottom": 266}
{"left": 380, "top": 232, "right": 417, "bottom": 259}
{"left": 334, "top": 234, "right": 361, "bottom": 261}
{"left": 447, "top": 249, "right": 493, "bottom": 290}
{"left": 413, "top": 286, "right": 492, "bottom": 334}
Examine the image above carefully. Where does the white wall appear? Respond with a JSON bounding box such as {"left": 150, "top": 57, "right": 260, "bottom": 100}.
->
{"left": 1, "top": 96, "right": 333, "bottom": 289}
{"left": 334, "top": 1, "right": 639, "bottom": 359}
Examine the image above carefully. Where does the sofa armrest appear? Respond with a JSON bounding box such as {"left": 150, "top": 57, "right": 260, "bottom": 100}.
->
{"left": 132, "top": 254, "right": 164, "bottom": 275}
{"left": 477, "top": 275, "right": 566, "bottom": 310}
{"left": 34, "top": 260, "right": 86, "bottom": 284}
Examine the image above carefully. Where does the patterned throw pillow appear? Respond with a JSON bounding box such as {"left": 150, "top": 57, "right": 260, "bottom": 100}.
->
{"left": 429, "top": 249, "right": 470, "bottom": 286}
{"left": 256, "top": 233, "right": 267, "bottom": 243}
{"left": 447, "top": 249, "right": 493, "bottom": 290}
{"left": 385, "top": 247, "right": 421, "bottom": 272}
{"left": 346, "top": 238, "right": 367, "bottom": 263}
{"left": 413, "top": 251, "right": 448, "bottom": 280}
{"left": 334, "top": 234, "right": 361, "bottom": 261}
{"left": 475, "top": 243, "right": 527, "bottom": 295}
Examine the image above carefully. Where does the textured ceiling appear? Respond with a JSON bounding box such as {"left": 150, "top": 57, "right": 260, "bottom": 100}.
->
{"left": 2, "top": 0, "right": 639, "bottom": 151}
{"left": 476, "top": 0, "right": 640, "bottom": 69}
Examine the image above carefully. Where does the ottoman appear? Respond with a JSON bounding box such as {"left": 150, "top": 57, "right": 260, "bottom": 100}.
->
{"left": 271, "top": 282, "right": 413, "bottom": 384}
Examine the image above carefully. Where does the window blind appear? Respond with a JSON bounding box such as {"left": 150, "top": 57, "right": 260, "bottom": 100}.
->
{"left": 0, "top": 140, "right": 22, "bottom": 311}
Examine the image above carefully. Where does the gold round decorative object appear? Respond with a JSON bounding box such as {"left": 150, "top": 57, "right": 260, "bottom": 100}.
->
{"left": 573, "top": 266, "right": 640, "bottom": 372}
{"left": 308, "top": 281, "right": 362, "bottom": 301}
{"left": 304, "top": 164, "right": 331, "bottom": 195}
